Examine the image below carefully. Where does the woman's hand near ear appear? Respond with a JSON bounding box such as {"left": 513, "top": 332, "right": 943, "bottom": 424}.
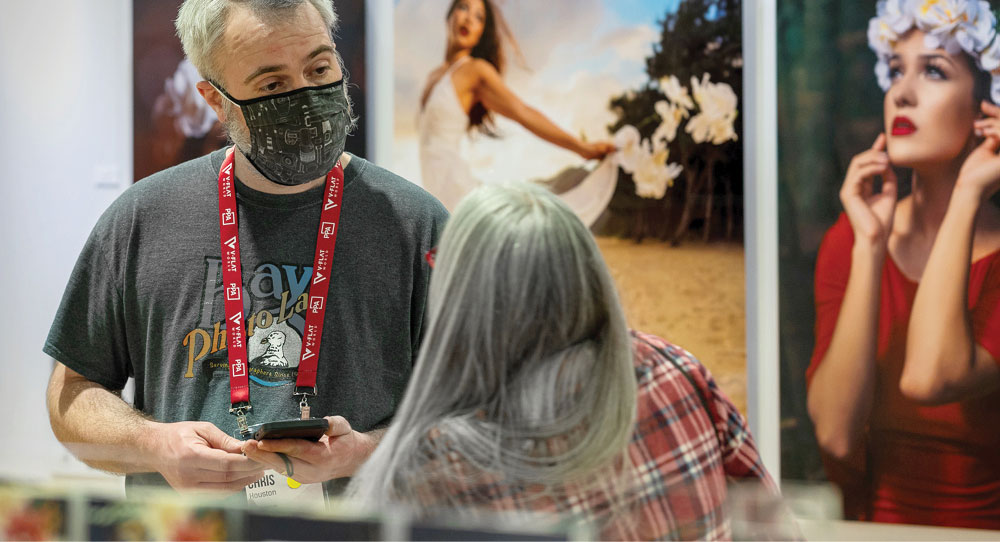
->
{"left": 962, "top": 100, "right": 1000, "bottom": 201}
{"left": 839, "top": 133, "right": 898, "bottom": 246}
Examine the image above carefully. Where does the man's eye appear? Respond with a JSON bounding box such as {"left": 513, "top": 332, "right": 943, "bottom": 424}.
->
{"left": 315, "top": 66, "right": 329, "bottom": 76}
{"left": 261, "top": 81, "right": 283, "bottom": 93}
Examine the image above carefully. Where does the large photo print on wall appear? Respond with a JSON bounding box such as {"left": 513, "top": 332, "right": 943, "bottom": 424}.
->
{"left": 394, "top": 0, "right": 748, "bottom": 409}
{"left": 778, "top": 0, "right": 1000, "bottom": 529}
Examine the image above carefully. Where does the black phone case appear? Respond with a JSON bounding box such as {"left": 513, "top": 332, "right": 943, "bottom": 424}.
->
{"left": 249, "top": 418, "right": 329, "bottom": 441}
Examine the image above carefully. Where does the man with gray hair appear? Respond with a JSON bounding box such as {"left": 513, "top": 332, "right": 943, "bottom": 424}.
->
{"left": 44, "top": 0, "right": 447, "bottom": 499}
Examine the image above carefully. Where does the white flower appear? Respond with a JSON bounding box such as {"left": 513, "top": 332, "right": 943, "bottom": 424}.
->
{"left": 914, "top": 0, "right": 969, "bottom": 35}
{"left": 613, "top": 125, "right": 643, "bottom": 175}
{"left": 874, "top": 60, "right": 892, "bottom": 91}
{"left": 980, "top": 34, "right": 1000, "bottom": 71}
{"left": 868, "top": 0, "right": 913, "bottom": 51}
{"left": 633, "top": 139, "right": 682, "bottom": 199}
{"left": 686, "top": 74, "right": 739, "bottom": 145}
{"left": 652, "top": 100, "right": 688, "bottom": 144}
{"left": 883, "top": 0, "right": 915, "bottom": 33}
{"left": 161, "top": 59, "right": 218, "bottom": 138}
{"left": 872, "top": 0, "right": 995, "bottom": 65}
{"left": 913, "top": 0, "right": 996, "bottom": 55}
{"left": 651, "top": 136, "right": 669, "bottom": 164}
{"left": 867, "top": 18, "right": 895, "bottom": 57}
{"left": 657, "top": 75, "right": 695, "bottom": 110}
{"left": 952, "top": 2, "right": 996, "bottom": 51}
{"left": 867, "top": 0, "right": 1000, "bottom": 101}
{"left": 970, "top": 4, "right": 997, "bottom": 48}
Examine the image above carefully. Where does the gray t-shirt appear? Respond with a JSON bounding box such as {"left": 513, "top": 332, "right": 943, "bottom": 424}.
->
{"left": 44, "top": 149, "right": 448, "bottom": 488}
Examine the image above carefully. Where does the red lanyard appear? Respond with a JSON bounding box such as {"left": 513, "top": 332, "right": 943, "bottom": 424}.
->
{"left": 217, "top": 149, "right": 343, "bottom": 428}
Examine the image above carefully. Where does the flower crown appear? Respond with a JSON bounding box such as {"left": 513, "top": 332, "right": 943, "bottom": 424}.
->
{"left": 868, "top": 0, "right": 1000, "bottom": 103}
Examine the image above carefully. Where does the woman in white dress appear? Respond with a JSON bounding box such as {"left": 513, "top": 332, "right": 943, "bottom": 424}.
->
{"left": 418, "top": 0, "right": 619, "bottom": 222}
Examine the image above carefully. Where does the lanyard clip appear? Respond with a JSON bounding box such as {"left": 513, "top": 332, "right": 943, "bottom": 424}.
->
{"left": 229, "top": 402, "right": 252, "bottom": 438}
{"left": 294, "top": 387, "right": 316, "bottom": 420}
{"left": 298, "top": 396, "right": 311, "bottom": 420}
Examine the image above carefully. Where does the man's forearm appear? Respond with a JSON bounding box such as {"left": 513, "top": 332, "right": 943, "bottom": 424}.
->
{"left": 46, "top": 363, "right": 159, "bottom": 474}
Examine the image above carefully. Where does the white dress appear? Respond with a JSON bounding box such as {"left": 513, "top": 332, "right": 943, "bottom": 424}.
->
{"left": 417, "top": 57, "right": 618, "bottom": 227}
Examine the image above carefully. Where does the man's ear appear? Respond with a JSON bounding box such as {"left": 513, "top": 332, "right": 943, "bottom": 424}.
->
{"left": 196, "top": 80, "right": 227, "bottom": 123}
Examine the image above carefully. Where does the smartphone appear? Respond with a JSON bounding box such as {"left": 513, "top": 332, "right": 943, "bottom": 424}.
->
{"left": 247, "top": 418, "right": 329, "bottom": 441}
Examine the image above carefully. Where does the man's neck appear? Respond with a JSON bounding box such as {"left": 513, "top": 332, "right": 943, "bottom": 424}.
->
{"left": 232, "top": 148, "right": 349, "bottom": 194}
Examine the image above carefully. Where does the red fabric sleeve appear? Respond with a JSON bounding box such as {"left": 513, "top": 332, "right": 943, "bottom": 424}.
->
{"left": 805, "top": 213, "right": 855, "bottom": 386}
{"left": 971, "top": 252, "right": 1000, "bottom": 366}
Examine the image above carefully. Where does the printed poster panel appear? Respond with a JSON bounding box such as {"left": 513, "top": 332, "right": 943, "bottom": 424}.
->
{"left": 778, "top": 0, "right": 1000, "bottom": 528}
{"left": 394, "top": 0, "right": 748, "bottom": 410}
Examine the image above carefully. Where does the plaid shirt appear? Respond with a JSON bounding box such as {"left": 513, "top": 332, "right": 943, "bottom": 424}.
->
{"left": 416, "top": 331, "right": 775, "bottom": 540}
{"left": 618, "top": 331, "right": 776, "bottom": 539}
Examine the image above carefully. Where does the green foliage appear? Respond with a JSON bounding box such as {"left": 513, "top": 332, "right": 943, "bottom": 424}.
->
{"left": 602, "top": 0, "right": 743, "bottom": 243}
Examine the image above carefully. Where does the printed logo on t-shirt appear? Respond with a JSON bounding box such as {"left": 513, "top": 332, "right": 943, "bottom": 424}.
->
{"left": 181, "top": 257, "right": 318, "bottom": 387}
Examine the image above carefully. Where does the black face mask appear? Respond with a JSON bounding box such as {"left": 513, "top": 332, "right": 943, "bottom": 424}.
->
{"left": 212, "top": 80, "right": 351, "bottom": 186}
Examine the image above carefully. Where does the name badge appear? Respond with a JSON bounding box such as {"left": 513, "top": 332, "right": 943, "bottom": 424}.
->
{"left": 245, "top": 470, "right": 325, "bottom": 508}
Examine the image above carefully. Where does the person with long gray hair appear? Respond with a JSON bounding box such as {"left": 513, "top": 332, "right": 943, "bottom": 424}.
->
{"left": 348, "top": 183, "right": 774, "bottom": 539}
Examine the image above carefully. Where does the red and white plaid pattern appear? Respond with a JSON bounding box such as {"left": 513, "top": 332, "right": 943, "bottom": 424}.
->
{"left": 413, "top": 331, "right": 775, "bottom": 540}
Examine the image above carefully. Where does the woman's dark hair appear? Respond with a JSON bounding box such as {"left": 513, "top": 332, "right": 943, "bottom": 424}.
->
{"left": 967, "top": 54, "right": 994, "bottom": 106}
{"left": 447, "top": 0, "right": 519, "bottom": 136}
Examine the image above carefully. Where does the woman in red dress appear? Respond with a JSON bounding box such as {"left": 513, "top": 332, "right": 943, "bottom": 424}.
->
{"left": 807, "top": 0, "right": 1000, "bottom": 529}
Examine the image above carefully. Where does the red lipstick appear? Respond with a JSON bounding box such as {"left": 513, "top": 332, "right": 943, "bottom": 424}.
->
{"left": 892, "top": 116, "right": 917, "bottom": 136}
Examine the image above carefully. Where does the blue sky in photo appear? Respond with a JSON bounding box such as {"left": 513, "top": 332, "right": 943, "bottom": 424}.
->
{"left": 391, "top": 0, "right": 685, "bottom": 185}
{"left": 613, "top": 0, "right": 682, "bottom": 25}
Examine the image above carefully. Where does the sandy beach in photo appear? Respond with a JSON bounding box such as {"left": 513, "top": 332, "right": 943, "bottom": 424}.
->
{"left": 596, "top": 237, "right": 747, "bottom": 414}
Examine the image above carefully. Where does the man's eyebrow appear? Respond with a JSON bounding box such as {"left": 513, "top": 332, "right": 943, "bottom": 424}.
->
{"left": 242, "top": 45, "right": 335, "bottom": 85}
{"left": 307, "top": 44, "right": 335, "bottom": 60}
{"left": 244, "top": 64, "right": 284, "bottom": 85}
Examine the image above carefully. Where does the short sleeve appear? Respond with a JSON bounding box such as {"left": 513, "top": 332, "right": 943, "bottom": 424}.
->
{"left": 410, "top": 201, "right": 449, "bottom": 360}
{"left": 971, "top": 253, "right": 1000, "bottom": 365}
{"left": 806, "top": 213, "right": 854, "bottom": 386}
{"left": 42, "top": 204, "right": 133, "bottom": 390}
{"left": 631, "top": 332, "right": 776, "bottom": 489}
{"left": 698, "top": 359, "right": 777, "bottom": 490}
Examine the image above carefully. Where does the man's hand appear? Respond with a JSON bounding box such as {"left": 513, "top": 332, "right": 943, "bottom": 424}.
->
{"left": 145, "top": 421, "right": 266, "bottom": 492}
{"left": 241, "top": 416, "right": 377, "bottom": 484}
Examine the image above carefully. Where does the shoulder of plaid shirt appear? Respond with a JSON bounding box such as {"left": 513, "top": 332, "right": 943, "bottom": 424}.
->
{"left": 415, "top": 330, "right": 778, "bottom": 540}
{"left": 619, "top": 330, "right": 778, "bottom": 540}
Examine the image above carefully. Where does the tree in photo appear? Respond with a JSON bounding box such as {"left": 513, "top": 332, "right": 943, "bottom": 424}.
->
{"left": 605, "top": 0, "right": 743, "bottom": 244}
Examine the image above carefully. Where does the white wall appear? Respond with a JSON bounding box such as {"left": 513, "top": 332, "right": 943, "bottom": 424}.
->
{"left": 0, "top": 0, "right": 132, "bottom": 482}
{"left": 365, "top": 0, "right": 394, "bottom": 164}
